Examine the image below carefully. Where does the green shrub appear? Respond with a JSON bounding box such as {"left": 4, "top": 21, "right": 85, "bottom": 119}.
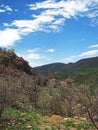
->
{"left": 65, "top": 119, "right": 76, "bottom": 127}
{"left": 3, "top": 108, "right": 21, "bottom": 118}
{"left": 78, "top": 120, "right": 93, "bottom": 130}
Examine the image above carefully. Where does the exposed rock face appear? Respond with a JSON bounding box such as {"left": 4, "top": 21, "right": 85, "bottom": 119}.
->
{"left": 0, "top": 48, "right": 35, "bottom": 75}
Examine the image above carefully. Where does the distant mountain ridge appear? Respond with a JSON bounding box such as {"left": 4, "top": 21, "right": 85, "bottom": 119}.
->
{"left": 34, "top": 56, "right": 98, "bottom": 73}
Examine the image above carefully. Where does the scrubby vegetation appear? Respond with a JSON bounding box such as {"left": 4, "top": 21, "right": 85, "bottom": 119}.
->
{"left": 0, "top": 48, "right": 98, "bottom": 130}
{"left": 0, "top": 48, "right": 35, "bottom": 75}
{"left": 1, "top": 108, "right": 94, "bottom": 130}
{"left": 34, "top": 57, "right": 98, "bottom": 85}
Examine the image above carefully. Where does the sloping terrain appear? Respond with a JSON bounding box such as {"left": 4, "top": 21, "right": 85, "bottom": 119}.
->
{"left": 0, "top": 48, "right": 98, "bottom": 130}
{"left": 34, "top": 56, "right": 98, "bottom": 83}
{"left": 1, "top": 108, "right": 94, "bottom": 130}
{"left": 34, "top": 56, "right": 98, "bottom": 72}
{"left": 0, "top": 48, "right": 35, "bottom": 75}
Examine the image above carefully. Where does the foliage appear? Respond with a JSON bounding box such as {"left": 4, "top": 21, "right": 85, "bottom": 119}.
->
{"left": 0, "top": 48, "right": 35, "bottom": 75}
{"left": 0, "top": 108, "right": 94, "bottom": 130}
{"left": 78, "top": 120, "right": 93, "bottom": 130}
{"left": 65, "top": 119, "right": 76, "bottom": 127}
{"left": 0, "top": 48, "right": 97, "bottom": 130}
{"left": 3, "top": 108, "right": 21, "bottom": 118}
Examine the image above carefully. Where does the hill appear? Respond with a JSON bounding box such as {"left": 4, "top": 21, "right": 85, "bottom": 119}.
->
{"left": 34, "top": 56, "right": 98, "bottom": 72}
{"left": 0, "top": 49, "right": 98, "bottom": 129}
{"left": 34, "top": 57, "right": 98, "bottom": 83}
{"left": 0, "top": 48, "right": 35, "bottom": 75}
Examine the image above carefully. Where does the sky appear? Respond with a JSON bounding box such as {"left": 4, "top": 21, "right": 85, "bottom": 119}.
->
{"left": 0, "top": 0, "right": 98, "bottom": 67}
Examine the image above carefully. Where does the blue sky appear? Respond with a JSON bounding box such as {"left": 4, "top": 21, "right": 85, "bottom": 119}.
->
{"left": 0, "top": 0, "right": 98, "bottom": 67}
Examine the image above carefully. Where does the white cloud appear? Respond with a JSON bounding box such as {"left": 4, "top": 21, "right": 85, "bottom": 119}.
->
{"left": 89, "top": 44, "right": 98, "bottom": 48}
{"left": 10, "top": 14, "right": 54, "bottom": 34}
{"left": 0, "top": 5, "right": 13, "bottom": 13}
{"left": 28, "top": 0, "right": 91, "bottom": 17}
{"left": 0, "top": 28, "right": 21, "bottom": 47}
{"left": 9, "top": 0, "right": 98, "bottom": 35}
{"left": 26, "top": 0, "right": 98, "bottom": 32}
{"left": 16, "top": 49, "right": 53, "bottom": 67}
{"left": 5, "top": 5, "right": 13, "bottom": 12}
{"left": 61, "top": 49, "right": 98, "bottom": 64}
{"left": 11, "top": 14, "right": 55, "bottom": 34}
{"left": 29, "top": 0, "right": 88, "bottom": 12}
{"left": 29, "top": 61, "right": 45, "bottom": 67}
{"left": 87, "top": 10, "right": 98, "bottom": 19}
{"left": 1, "top": 0, "right": 98, "bottom": 47}
{"left": 17, "top": 49, "right": 46, "bottom": 61}
{"left": 62, "top": 56, "right": 76, "bottom": 63}
{"left": 53, "top": 18, "right": 65, "bottom": 25}
{"left": 3, "top": 23, "right": 9, "bottom": 27}
{"left": 11, "top": 20, "right": 37, "bottom": 34}
{"left": 28, "top": 0, "right": 89, "bottom": 26}
{"left": 17, "top": 52, "right": 46, "bottom": 67}
{"left": 28, "top": 48, "right": 39, "bottom": 53}
{"left": 26, "top": 53, "right": 45, "bottom": 60}
{"left": 0, "top": 9, "right": 5, "bottom": 13}
{"left": 47, "top": 49, "right": 55, "bottom": 53}
{"left": 79, "top": 50, "right": 98, "bottom": 57}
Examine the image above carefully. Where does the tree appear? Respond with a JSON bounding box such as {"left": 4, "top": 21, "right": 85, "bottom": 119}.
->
{"left": 0, "top": 79, "right": 6, "bottom": 118}
{"left": 71, "top": 84, "right": 98, "bottom": 130}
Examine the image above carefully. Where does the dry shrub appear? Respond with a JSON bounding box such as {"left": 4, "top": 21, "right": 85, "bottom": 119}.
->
{"left": 46, "top": 115, "right": 64, "bottom": 124}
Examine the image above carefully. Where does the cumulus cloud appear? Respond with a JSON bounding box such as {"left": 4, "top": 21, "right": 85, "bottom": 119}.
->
{"left": 12, "top": 0, "right": 98, "bottom": 33}
{"left": 10, "top": 0, "right": 98, "bottom": 34}
{"left": 17, "top": 53, "right": 47, "bottom": 67}
{"left": 5, "top": 5, "right": 13, "bottom": 12}
{"left": 16, "top": 50, "right": 51, "bottom": 67}
{"left": 17, "top": 49, "right": 46, "bottom": 61}
{"left": 26, "top": 0, "right": 89, "bottom": 32}
{"left": 1, "top": 0, "right": 98, "bottom": 47}
{"left": 0, "top": 5, "right": 13, "bottom": 13}
{"left": 0, "top": 28, "right": 21, "bottom": 47}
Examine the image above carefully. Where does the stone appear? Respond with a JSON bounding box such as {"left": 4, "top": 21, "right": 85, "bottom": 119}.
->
{"left": 26, "top": 125, "right": 32, "bottom": 129}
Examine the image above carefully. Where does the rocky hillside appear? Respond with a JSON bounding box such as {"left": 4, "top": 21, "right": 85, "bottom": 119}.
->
{"left": 0, "top": 48, "right": 35, "bottom": 75}
{"left": 0, "top": 48, "right": 66, "bottom": 115}
{"left": 0, "top": 48, "right": 98, "bottom": 129}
